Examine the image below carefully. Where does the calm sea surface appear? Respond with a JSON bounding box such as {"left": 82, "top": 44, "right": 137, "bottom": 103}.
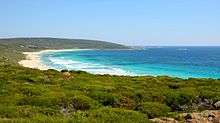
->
{"left": 41, "top": 47, "right": 220, "bottom": 78}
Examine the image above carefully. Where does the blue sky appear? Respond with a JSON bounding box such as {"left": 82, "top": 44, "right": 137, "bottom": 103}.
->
{"left": 0, "top": 0, "right": 220, "bottom": 46}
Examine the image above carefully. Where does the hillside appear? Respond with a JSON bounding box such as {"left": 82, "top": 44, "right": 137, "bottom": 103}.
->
{"left": 0, "top": 38, "right": 220, "bottom": 123}
{"left": 0, "top": 63, "right": 220, "bottom": 123}
{"left": 0, "top": 38, "right": 129, "bottom": 64}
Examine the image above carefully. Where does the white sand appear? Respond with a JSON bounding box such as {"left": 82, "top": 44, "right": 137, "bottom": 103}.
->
{"left": 18, "top": 49, "right": 91, "bottom": 70}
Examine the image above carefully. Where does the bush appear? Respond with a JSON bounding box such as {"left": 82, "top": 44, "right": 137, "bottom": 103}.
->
{"left": 17, "top": 106, "right": 59, "bottom": 118}
{"left": 1, "top": 56, "right": 220, "bottom": 122}
{"left": 135, "top": 102, "right": 171, "bottom": 118}
{"left": 198, "top": 86, "right": 220, "bottom": 102}
{"left": 0, "top": 105, "right": 18, "bottom": 118}
{"left": 0, "top": 80, "right": 8, "bottom": 95}
{"left": 70, "top": 96, "right": 95, "bottom": 111}
{"left": 58, "top": 95, "right": 101, "bottom": 112}
{"left": 165, "top": 90, "right": 195, "bottom": 111}
{"left": 18, "top": 85, "right": 47, "bottom": 97}
{"left": 17, "top": 96, "right": 57, "bottom": 108}
{"left": 89, "top": 91, "right": 120, "bottom": 107}
{"left": 61, "top": 69, "right": 68, "bottom": 73}
{"left": 80, "top": 108, "right": 149, "bottom": 123}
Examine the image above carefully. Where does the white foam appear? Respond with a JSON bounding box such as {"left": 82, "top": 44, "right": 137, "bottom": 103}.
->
{"left": 49, "top": 57, "right": 80, "bottom": 65}
{"left": 46, "top": 57, "right": 134, "bottom": 76}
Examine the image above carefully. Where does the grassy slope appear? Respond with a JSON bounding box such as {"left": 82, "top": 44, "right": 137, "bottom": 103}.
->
{"left": 0, "top": 38, "right": 220, "bottom": 123}
{"left": 0, "top": 38, "right": 129, "bottom": 64}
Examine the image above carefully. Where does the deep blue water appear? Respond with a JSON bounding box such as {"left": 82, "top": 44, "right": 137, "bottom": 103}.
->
{"left": 41, "top": 47, "right": 220, "bottom": 78}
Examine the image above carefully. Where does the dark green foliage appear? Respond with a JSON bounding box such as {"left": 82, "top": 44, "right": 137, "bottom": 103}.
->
{"left": 0, "top": 80, "right": 8, "bottom": 95}
{"left": 0, "top": 105, "right": 18, "bottom": 118}
{"left": 84, "top": 108, "right": 149, "bottom": 123}
{"left": 0, "top": 108, "right": 149, "bottom": 123}
{"left": 165, "top": 91, "right": 195, "bottom": 111}
{"left": 61, "top": 69, "right": 69, "bottom": 73}
{"left": 89, "top": 91, "right": 120, "bottom": 107}
{"left": 136, "top": 102, "right": 171, "bottom": 118}
{"left": 58, "top": 95, "right": 101, "bottom": 111}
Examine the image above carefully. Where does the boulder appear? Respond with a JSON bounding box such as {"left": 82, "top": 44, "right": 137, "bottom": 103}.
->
{"left": 63, "top": 72, "right": 71, "bottom": 79}
{"left": 184, "top": 114, "right": 193, "bottom": 123}
{"left": 150, "top": 117, "right": 179, "bottom": 123}
{"left": 196, "top": 97, "right": 214, "bottom": 109}
{"left": 214, "top": 101, "right": 220, "bottom": 109}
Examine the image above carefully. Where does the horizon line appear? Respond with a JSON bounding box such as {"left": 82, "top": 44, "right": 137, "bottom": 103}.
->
{"left": 0, "top": 36, "right": 220, "bottom": 47}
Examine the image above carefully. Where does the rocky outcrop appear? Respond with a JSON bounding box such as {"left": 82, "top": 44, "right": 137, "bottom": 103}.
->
{"left": 62, "top": 72, "right": 71, "bottom": 79}
{"left": 150, "top": 117, "right": 179, "bottom": 123}
{"left": 183, "top": 110, "right": 220, "bottom": 123}
{"left": 150, "top": 110, "right": 220, "bottom": 123}
{"left": 214, "top": 101, "right": 220, "bottom": 109}
{"left": 180, "top": 97, "right": 219, "bottom": 111}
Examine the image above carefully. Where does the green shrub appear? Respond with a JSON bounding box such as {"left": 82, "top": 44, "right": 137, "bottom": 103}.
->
{"left": 1, "top": 52, "right": 220, "bottom": 122}
{"left": 18, "top": 85, "right": 46, "bottom": 97}
{"left": 0, "top": 105, "right": 18, "bottom": 118}
{"left": 17, "top": 96, "right": 57, "bottom": 108}
{"left": 165, "top": 91, "right": 195, "bottom": 111}
{"left": 79, "top": 108, "right": 149, "bottom": 123}
{"left": 198, "top": 86, "right": 220, "bottom": 102}
{"left": 89, "top": 91, "right": 120, "bottom": 107}
{"left": 58, "top": 95, "right": 101, "bottom": 112}
{"left": 0, "top": 80, "right": 8, "bottom": 95}
{"left": 70, "top": 96, "right": 97, "bottom": 111}
{"left": 16, "top": 106, "right": 59, "bottom": 118}
{"left": 135, "top": 102, "right": 171, "bottom": 118}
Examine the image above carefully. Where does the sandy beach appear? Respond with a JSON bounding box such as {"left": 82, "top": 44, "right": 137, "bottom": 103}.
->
{"left": 18, "top": 49, "right": 91, "bottom": 70}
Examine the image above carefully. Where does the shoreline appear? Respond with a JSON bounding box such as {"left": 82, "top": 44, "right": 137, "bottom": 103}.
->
{"left": 18, "top": 49, "right": 217, "bottom": 79}
{"left": 18, "top": 49, "right": 91, "bottom": 70}
{"left": 18, "top": 48, "right": 135, "bottom": 76}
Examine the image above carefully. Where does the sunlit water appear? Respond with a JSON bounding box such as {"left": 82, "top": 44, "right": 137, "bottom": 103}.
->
{"left": 41, "top": 47, "right": 220, "bottom": 78}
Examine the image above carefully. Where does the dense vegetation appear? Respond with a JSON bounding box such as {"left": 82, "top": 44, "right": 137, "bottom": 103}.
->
{"left": 0, "top": 38, "right": 219, "bottom": 123}
{"left": 1, "top": 64, "right": 220, "bottom": 123}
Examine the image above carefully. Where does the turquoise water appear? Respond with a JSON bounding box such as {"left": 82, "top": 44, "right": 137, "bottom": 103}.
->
{"left": 41, "top": 47, "right": 220, "bottom": 78}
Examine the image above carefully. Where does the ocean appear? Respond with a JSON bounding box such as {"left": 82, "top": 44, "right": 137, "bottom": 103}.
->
{"left": 40, "top": 47, "right": 220, "bottom": 79}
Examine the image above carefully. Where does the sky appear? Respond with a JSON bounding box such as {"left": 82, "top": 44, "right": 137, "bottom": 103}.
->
{"left": 0, "top": 0, "right": 220, "bottom": 46}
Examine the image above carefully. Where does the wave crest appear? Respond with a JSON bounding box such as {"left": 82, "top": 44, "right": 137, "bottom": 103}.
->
{"left": 45, "top": 57, "right": 134, "bottom": 76}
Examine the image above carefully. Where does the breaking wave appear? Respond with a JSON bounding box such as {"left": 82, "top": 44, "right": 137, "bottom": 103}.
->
{"left": 43, "top": 57, "right": 135, "bottom": 76}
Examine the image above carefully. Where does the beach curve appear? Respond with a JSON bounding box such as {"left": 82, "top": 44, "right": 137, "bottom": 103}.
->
{"left": 18, "top": 49, "right": 91, "bottom": 70}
